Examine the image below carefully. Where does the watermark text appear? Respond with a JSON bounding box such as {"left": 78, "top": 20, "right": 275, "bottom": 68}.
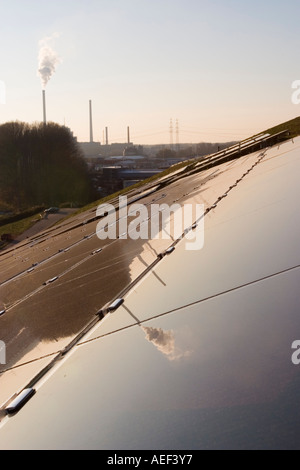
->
{"left": 291, "top": 80, "right": 300, "bottom": 105}
{"left": 291, "top": 340, "right": 300, "bottom": 365}
{"left": 0, "top": 341, "right": 6, "bottom": 365}
{"left": 96, "top": 196, "right": 204, "bottom": 251}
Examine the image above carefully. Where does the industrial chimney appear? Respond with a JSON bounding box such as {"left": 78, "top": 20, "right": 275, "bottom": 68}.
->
{"left": 127, "top": 126, "right": 130, "bottom": 144}
{"left": 42, "top": 89, "right": 46, "bottom": 124}
{"left": 105, "top": 126, "right": 108, "bottom": 145}
{"left": 89, "top": 100, "right": 93, "bottom": 143}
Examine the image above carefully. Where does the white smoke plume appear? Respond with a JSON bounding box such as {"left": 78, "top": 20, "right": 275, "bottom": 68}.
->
{"left": 141, "top": 326, "right": 191, "bottom": 361}
{"left": 37, "top": 33, "right": 61, "bottom": 89}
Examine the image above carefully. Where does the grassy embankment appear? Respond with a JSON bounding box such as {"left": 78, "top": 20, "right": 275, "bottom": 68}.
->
{"left": 0, "top": 208, "right": 44, "bottom": 249}
{"left": 0, "top": 213, "right": 42, "bottom": 237}
{"left": 264, "top": 116, "right": 300, "bottom": 138}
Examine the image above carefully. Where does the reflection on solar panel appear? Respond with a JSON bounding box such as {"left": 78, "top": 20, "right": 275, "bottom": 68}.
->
{"left": 0, "top": 134, "right": 300, "bottom": 449}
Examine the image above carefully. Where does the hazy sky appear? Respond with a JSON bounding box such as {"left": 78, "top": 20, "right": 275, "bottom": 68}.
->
{"left": 1, "top": 0, "right": 300, "bottom": 145}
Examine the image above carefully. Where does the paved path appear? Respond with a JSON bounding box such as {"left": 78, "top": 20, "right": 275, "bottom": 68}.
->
{"left": 14, "top": 209, "right": 78, "bottom": 242}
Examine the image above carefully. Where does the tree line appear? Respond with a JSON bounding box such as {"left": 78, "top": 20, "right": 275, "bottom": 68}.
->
{"left": 0, "top": 121, "right": 95, "bottom": 211}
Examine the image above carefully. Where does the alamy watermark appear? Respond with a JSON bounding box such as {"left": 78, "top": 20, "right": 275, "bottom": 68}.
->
{"left": 0, "top": 80, "right": 6, "bottom": 105}
{"left": 96, "top": 196, "right": 205, "bottom": 251}
{"left": 0, "top": 341, "right": 6, "bottom": 365}
{"left": 291, "top": 340, "right": 300, "bottom": 365}
{"left": 291, "top": 80, "right": 300, "bottom": 105}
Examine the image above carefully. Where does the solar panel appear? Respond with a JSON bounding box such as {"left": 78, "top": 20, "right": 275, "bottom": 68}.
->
{"left": 0, "top": 135, "right": 299, "bottom": 449}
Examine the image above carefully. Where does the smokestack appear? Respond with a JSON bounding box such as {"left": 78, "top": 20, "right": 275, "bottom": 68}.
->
{"left": 42, "top": 89, "right": 46, "bottom": 124}
{"left": 105, "top": 127, "right": 108, "bottom": 145}
{"left": 127, "top": 126, "right": 130, "bottom": 144}
{"left": 89, "top": 100, "right": 93, "bottom": 143}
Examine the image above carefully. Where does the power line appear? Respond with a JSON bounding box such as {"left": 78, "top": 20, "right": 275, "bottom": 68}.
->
{"left": 175, "top": 118, "right": 179, "bottom": 151}
{"left": 169, "top": 118, "right": 173, "bottom": 149}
